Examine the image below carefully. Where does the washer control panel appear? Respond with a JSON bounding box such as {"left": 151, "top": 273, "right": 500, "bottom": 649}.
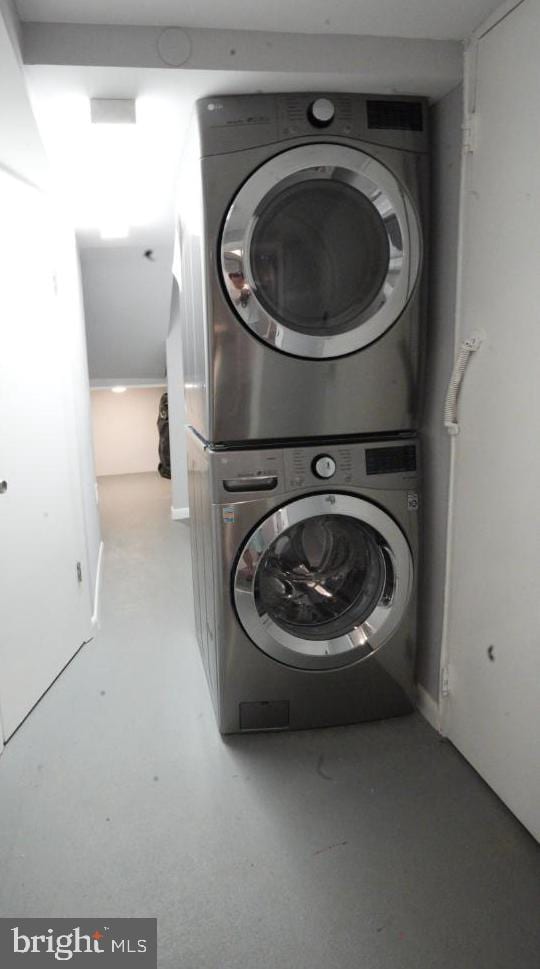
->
{"left": 211, "top": 441, "right": 418, "bottom": 500}
{"left": 283, "top": 442, "right": 417, "bottom": 492}
{"left": 312, "top": 454, "right": 336, "bottom": 479}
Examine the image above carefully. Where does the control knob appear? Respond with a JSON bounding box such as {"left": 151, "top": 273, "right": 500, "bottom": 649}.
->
{"left": 312, "top": 454, "right": 336, "bottom": 479}
{"left": 308, "top": 98, "right": 335, "bottom": 127}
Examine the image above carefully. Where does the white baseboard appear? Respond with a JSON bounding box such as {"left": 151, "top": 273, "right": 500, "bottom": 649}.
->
{"left": 91, "top": 540, "right": 104, "bottom": 628}
{"left": 416, "top": 683, "right": 442, "bottom": 734}
{"left": 171, "top": 506, "right": 190, "bottom": 521}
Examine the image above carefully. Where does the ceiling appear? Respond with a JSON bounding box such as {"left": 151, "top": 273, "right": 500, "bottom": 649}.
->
{"left": 16, "top": 0, "right": 501, "bottom": 41}
{"left": 25, "top": 61, "right": 460, "bottom": 249}
{"left": 22, "top": 0, "right": 501, "bottom": 250}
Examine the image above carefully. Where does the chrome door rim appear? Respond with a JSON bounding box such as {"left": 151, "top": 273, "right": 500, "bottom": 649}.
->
{"left": 221, "top": 144, "right": 422, "bottom": 359}
{"left": 234, "top": 494, "right": 413, "bottom": 670}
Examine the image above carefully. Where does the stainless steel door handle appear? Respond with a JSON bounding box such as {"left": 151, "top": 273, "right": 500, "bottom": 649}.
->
{"left": 0, "top": 481, "right": 7, "bottom": 494}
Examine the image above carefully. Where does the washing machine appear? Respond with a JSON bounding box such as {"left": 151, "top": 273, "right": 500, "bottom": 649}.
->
{"left": 186, "top": 427, "right": 419, "bottom": 733}
{"left": 177, "top": 92, "right": 429, "bottom": 446}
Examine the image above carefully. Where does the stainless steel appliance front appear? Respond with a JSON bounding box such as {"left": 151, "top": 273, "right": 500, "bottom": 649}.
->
{"left": 177, "top": 92, "right": 429, "bottom": 444}
{"left": 186, "top": 429, "right": 419, "bottom": 733}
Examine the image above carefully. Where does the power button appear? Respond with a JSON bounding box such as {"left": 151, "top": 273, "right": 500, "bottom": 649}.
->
{"left": 312, "top": 454, "right": 336, "bottom": 479}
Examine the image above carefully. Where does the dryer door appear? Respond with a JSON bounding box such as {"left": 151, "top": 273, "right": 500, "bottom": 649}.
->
{"left": 221, "top": 144, "right": 421, "bottom": 359}
{"left": 234, "top": 494, "right": 413, "bottom": 670}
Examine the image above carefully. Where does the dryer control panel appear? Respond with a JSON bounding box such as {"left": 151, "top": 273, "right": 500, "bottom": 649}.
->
{"left": 196, "top": 93, "right": 429, "bottom": 157}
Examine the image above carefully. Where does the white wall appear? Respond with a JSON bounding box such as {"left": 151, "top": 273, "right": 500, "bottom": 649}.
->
{"left": 0, "top": 0, "right": 101, "bottom": 610}
{"left": 91, "top": 386, "right": 166, "bottom": 477}
{"left": 0, "top": 1, "right": 101, "bottom": 743}
{"left": 440, "top": 0, "right": 540, "bottom": 839}
{"left": 416, "top": 84, "right": 463, "bottom": 702}
{"left": 0, "top": 0, "right": 49, "bottom": 188}
{"left": 81, "top": 244, "right": 173, "bottom": 381}
{"left": 56, "top": 226, "right": 102, "bottom": 606}
{"left": 0, "top": 172, "right": 96, "bottom": 738}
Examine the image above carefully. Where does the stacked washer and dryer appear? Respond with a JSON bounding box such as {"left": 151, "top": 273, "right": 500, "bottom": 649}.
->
{"left": 178, "top": 93, "right": 428, "bottom": 733}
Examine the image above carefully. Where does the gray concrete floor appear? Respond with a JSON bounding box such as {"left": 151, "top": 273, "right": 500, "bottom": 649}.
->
{"left": 0, "top": 471, "right": 538, "bottom": 969}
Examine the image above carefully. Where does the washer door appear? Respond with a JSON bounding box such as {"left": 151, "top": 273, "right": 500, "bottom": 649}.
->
{"left": 234, "top": 494, "right": 413, "bottom": 670}
{"left": 221, "top": 144, "right": 421, "bottom": 359}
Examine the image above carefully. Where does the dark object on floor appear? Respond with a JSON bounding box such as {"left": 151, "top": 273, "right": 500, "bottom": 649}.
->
{"left": 157, "top": 391, "right": 171, "bottom": 479}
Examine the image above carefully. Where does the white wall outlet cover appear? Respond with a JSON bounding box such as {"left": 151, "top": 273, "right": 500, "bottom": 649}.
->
{"left": 157, "top": 28, "right": 192, "bottom": 67}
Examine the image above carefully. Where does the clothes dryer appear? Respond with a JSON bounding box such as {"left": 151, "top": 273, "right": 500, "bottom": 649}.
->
{"left": 178, "top": 93, "right": 429, "bottom": 444}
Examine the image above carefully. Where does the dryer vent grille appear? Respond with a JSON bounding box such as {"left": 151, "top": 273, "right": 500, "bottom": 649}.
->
{"left": 366, "top": 100, "right": 423, "bottom": 131}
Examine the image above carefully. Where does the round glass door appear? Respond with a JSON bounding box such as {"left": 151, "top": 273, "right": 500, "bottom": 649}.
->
{"left": 221, "top": 144, "right": 421, "bottom": 359}
{"left": 234, "top": 494, "right": 413, "bottom": 670}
